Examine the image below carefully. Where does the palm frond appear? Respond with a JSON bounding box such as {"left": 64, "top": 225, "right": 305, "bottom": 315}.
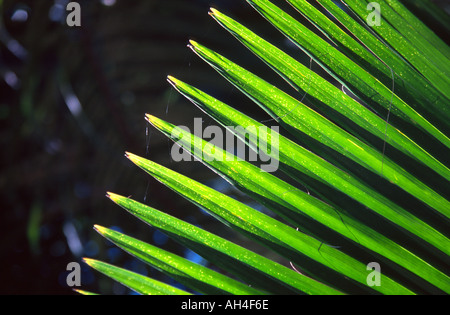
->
{"left": 83, "top": 0, "right": 450, "bottom": 295}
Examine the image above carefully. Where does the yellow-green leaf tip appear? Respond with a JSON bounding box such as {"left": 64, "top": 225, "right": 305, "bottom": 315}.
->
{"left": 93, "top": 224, "right": 107, "bottom": 235}
{"left": 209, "top": 7, "right": 219, "bottom": 16}
{"left": 167, "top": 75, "right": 177, "bottom": 85}
{"left": 167, "top": 75, "right": 184, "bottom": 91}
{"left": 73, "top": 289, "right": 98, "bottom": 296}
{"left": 145, "top": 115, "right": 164, "bottom": 133}
{"left": 124, "top": 151, "right": 139, "bottom": 163}
{"left": 82, "top": 257, "right": 96, "bottom": 267}
{"left": 124, "top": 152, "right": 152, "bottom": 171}
{"left": 145, "top": 113, "right": 157, "bottom": 124}
{"left": 105, "top": 191, "right": 121, "bottom": 203}
{"left": 188, "top": 39, "right": 199, "bottom": 50}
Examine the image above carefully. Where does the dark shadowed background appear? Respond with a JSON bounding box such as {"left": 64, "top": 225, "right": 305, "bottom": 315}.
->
{"left": 1, "top": 0, "right": 448, "bottom": 295}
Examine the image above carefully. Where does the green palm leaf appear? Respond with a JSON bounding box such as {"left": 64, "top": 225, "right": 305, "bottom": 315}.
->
{"left": 123, "top": 153, "right": 415, "bottom": 295}
{"left": 290, "top": 0, "right": 449, "bottom": 129}
{"left": 146, "top": 114, "right": 449, "bottom": 293}
{"left": 165, "top": 76, "right": 450, "bottom": 261}
{"left": 94, "top": 225, "right": 264, "bottom": 295}
{"left": 82, "top": 0, "right": 450, "bottom": 295}
{"left": 106, "top": 192, "right": 342, "bottom": 295}
{"left": 246, "top": 0, "right": 449, "bottom": 147}
{"left": 342, "top": 0, "right": 450, "bottom": 97}
{"left": 83, "top": 258, "right": 192, "bottom": 295}
{"left": 375, "top": 0, "right": 450, "bottom": 57}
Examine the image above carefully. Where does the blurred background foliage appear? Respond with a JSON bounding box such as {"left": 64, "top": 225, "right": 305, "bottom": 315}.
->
{"left": 0, "top": 0, "right": 448, "bottom": 294}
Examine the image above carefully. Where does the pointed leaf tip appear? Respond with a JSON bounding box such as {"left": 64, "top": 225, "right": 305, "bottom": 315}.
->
{"left": 145, "top": 114, "right": 156, "bottom": 124}
{"left": 106, "top": 192, "right": 121, "bottom": 203}
{"left": 167, "top": 75, "right": 177, "bottom": 87}
{"left": 82, "top": 257, "right": 95, "bottom": 267}
{"left": 188, "top": 40, "right": 198, "bottom": 50}
{"left": 125, "top": 151, "right": 138, "bottom": 162}
{"left": 125, "top": 152, "right": 152, "bottom": 171}
{"left": 209, "top": 7, "right": 219, "bottom": 16}
{"left": 93, "top": 224, "right": 106, "bottom": 235}
{"left": 73, "top": 289, "right": 99, "bottom": 296}
{"left": 145, "top": 115, "right": 167, "bottom": 131}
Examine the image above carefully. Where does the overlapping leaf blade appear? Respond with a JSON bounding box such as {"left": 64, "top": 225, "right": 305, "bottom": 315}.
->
{"left": 292, "top": 0, "right": 449, "bottom": 130}
{"left": 245, "top": 0, "right": 450, "bottom": 148}
{"left": 94, "top": 225, "right": 264, "bottom": 295}
{"left": 82, "top": 258, "right": 191, "bottom": 295}
{"left": 208, "top": 8, "right": 449, "bottom": 181}
{"left": 166, "top": 76, "right": 450, "bottom": 260}
{"left": 83, "top": 0, "right": 450, "bottom": 296}
{"left": 376, "top": 0, "right": 450, "bottom": 57}
{"left": 188, "top": 40, "right": 450, "bottom": 221}
{"left": 366, "top": 0, "right": 450, "bottom": 72}
{"left": 124, "top": 152, "right": 419, "bottom": 294}
{"left": 146, "top": 113, "right": 450, "bottom": 293}
{"left": 342, "top": 0, "right": 450, "bottom": 98}
{"left": 106, "top": 192, "right": 342, "bottom": 295}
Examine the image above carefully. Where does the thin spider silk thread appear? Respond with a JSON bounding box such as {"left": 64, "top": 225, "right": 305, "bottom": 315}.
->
{"left": 144, "top": 47, "right": 191, "bottom": 202}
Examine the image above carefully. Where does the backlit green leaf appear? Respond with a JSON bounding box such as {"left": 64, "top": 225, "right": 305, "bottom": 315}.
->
{"left": 94, "top": 225, "right": 264, "bottom": 295}
{"left": 83, "top": 258, "right": 191, "bottom": 295}
{"left": 125, "top": 153, "right": 416, "bottom": 295}
{"left": 188, "top": 40, "right": 450, "bottom": 221}
{"left": 106, "top": 192, "right": 342, "bottom": 295}
{"left": 146, "top": 113, "right": 450, "bottom": 293}
{"left": 166, "top": 76, "right": 450, "bottom": 260}
{"left": 208, "top": 8, "right": 449, "bottom": 181}
{"left": 245, "top": 0, "right": 450, "bottom": 147}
